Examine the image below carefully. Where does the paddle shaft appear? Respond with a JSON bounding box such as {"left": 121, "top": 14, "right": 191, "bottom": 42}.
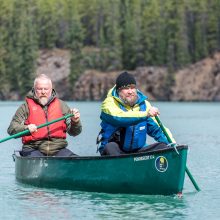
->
{"left": 155, "top": 115, "right": 201, "bottom": 192}
{"left": 0, "top": 113, "right": 73, "bottom": 143}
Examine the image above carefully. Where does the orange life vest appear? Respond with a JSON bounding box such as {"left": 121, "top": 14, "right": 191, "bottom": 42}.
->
{"left": 22, "top": 97, "right": 67, "bottom": 144}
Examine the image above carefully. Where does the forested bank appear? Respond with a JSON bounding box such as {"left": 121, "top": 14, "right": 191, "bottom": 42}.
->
{"left": 0, "top": 0, "right": 220, "bottom": 100}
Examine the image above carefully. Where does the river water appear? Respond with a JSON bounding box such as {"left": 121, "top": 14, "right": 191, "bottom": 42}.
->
{"left": 0, "top": 101, "right": 219, "bottom": 220}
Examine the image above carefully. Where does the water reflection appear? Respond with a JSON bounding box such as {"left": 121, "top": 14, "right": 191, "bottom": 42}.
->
{"left": 15, "top": 186, "right": 76, "bottom": 219}
{"left": 14, "top": 183, "right": 187, "bottom": 220}
{"left": 88, "top": 193, "right": 187, "bottom": 219}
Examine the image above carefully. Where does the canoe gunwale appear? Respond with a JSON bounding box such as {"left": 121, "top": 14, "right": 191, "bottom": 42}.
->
{"left": 13, "top": 144, "right": 188, "bottom": 161}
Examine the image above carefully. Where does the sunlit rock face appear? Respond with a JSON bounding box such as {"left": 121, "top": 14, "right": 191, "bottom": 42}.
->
{"left": 171, "top": 53, "right": 220, "bottom": 101}
{"left": 34, "top": 49, "right": 220, "bottom": 101}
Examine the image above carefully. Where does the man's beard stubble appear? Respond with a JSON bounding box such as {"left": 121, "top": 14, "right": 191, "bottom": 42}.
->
{"left": 122, "top": 94, "right": 137, "bottom": 107}
{"left": 39, "top": 97, "right": 48, "bottom": 106}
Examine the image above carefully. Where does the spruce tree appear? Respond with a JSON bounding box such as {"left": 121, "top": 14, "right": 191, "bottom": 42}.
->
{"left": 64, "top": 0, "right": 84, "bottom": 96}
{"left": 6, "top": 0, "right": 38, "bottom": 97}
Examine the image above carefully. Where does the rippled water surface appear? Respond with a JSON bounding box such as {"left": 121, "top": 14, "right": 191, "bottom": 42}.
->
{"left": 0, "top": 101, "right": 219, "bottom": 219}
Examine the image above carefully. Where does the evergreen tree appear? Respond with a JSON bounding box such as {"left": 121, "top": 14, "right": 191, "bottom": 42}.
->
{"left": 206, "top": 0, "right": 220, "bottom": 53}
{"left": 186, "top": 0, "right": 208, "bottom": 62}
{"left": 79, "top": 0, "right": 98, "bottom": 45}
{"left": 6, "top": 0, "right": 38, "bottom": 97}
{"left": 0, "top": 35, "right": 7, "bottom": 99}
{"left": 35, "top": 0, "right": 59, "bottom": 48}
{"left": 0, "top": 1, "right": 7, "bottom": 98}
{"left": 105, "top": 1, "right": 122, "bottom": 70}
{"left": 79, "top": 0, "right": 122, "bottom": 71}
{"left": 194, "top": 0, "right": 209, "bottom": 60}
{"left": 142, "top": 0, "right": 163, "bottom": 65}
{"left": 64, "top": 0, "right": 84, "bottom": 95}
{"left": 0, "top": 0, "right": 14, "bottom": 99}
{"left": 93, "top": 0, "right": 122, "bottom": 71}
{"left": 175, "top": 1, "right": 191, "bottom": 66}
{"left": 120, "top": 0, "right": 143, "bottom": 70}
{"left": 163, "top": 0, "right": 185, "bottom": 69}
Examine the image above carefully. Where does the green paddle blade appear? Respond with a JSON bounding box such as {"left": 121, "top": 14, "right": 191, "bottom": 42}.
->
{"left": 155, "top": 115, "right": 201, "bottom": 192}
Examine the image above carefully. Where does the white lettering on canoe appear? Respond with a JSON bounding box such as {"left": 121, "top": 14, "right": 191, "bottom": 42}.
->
{"left": 39, "top": 159, "right": 48, "bottom": 167}
{"left": 134, "top": 155, "right": 155, "bottom": 162}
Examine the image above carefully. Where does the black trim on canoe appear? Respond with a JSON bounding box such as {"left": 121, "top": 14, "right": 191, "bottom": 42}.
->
{"left": 13, "top": 145, "right": 188, "bottom": 161}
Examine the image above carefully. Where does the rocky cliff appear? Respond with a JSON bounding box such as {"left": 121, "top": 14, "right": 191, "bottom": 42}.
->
{"left": 35, "top": 49, "right": 220, "bottom": 101}
{"left": 171, "top": 53, "right": 220, "bottom": 101}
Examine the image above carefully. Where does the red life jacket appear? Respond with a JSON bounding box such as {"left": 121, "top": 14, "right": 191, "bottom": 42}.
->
{"left": 22, "top": 97, "right": 67, "bottom": 144}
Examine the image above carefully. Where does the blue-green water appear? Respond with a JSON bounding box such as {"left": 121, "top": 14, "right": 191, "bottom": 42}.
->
{"left": 0, "top": 101, "right": 219, "bottom": 220}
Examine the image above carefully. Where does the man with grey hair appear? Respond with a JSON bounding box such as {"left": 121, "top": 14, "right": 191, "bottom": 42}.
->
{"left": 8, "top": 74, "right": 82, "bottom": 157}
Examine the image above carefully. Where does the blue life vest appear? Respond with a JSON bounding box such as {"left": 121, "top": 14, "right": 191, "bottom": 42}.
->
{"left": 99, "top": 101, "right": 147, "bottom": 153}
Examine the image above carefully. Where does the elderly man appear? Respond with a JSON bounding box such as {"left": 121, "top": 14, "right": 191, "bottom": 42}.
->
{"left": 8, "top": 74, "right": 82, "bottom": 157}
{"left": 98, "top": 71, "right": 174, "bottom": 156}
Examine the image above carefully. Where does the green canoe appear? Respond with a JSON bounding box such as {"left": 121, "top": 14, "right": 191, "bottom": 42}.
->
{"left": 13, "top": 145, "right": 188, "bottom": 195}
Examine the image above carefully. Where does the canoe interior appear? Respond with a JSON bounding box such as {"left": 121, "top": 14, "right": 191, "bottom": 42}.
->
{"left": 14, "top": 145, "right": 188, "bottom": 195}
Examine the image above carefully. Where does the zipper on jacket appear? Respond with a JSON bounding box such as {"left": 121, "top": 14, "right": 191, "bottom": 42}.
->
{"left": 129, "top": 107, "right": 135, "bottom": 151}
{"left": 44, "top": 107, "right": 50, "bottom": 155}
{"left": 129, "top": 126, "right": 135, "bottom": 151}
{"left": 44, "top": 107, "right": 50, "bottom": 137}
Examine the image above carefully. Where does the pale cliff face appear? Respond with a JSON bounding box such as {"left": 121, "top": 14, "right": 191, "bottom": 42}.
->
{"left": 172, "top": 53, "right": 220, "bottom": 101}
{"left": 5, "top": 49, "right": 220, "bottom": 101}
{"left": 37, "top": 49, "right": 220, "bottom": 101}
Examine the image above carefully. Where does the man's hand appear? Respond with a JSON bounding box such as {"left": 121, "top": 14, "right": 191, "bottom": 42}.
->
{"left": 147, "top": 106, "right": 160, "bottom": 117}
{"left": 27, "top": 124, "right": 38, "bottom": 133}
{"left": 70, "top": 108, "right": 80, "bottom": 123}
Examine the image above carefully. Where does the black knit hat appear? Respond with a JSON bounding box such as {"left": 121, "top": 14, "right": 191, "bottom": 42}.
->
{"left": 116, "top": 71, "right": 136, "bottom": 90}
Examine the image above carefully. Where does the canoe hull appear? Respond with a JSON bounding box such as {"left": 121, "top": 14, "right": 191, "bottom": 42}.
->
{"left": 14, "top": 145, "right": 188, "bottom": 195}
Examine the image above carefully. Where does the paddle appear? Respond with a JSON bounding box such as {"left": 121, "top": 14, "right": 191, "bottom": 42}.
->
{"left": 0, "top": 113, "right": 73, "bottom": 143}
{"left": 155, "top": 115, "right": 201, "bottom": 192}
